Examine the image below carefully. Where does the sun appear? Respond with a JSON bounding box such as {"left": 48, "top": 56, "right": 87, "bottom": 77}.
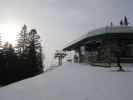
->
{"left": 0, "top": 23, "right": 20, "bottom": 46}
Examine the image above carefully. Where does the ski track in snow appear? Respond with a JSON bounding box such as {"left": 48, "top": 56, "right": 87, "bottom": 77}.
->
{"left": 0, "top": 63, "right": 133, "bottom": 100}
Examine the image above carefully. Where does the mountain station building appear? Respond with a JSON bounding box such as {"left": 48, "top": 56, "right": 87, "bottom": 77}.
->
{"left": 63, "top": 26, "right": 133, "bottom": 63}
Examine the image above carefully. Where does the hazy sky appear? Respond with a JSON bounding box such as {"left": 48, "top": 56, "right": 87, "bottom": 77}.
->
{"left": 0, "top": 0, "right": 133, "bottom": 65}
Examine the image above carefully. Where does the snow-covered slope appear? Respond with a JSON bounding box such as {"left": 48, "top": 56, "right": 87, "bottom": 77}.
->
{"left": 0, "top": 63, "right": 133, "bottom": 100}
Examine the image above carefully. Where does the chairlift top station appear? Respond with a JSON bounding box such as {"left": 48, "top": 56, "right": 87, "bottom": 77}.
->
{"left": 63, "top": 18, "right": 133, "bottom": 63}
{"left": 63, "top": 26, "right": 133, "bottom": 51}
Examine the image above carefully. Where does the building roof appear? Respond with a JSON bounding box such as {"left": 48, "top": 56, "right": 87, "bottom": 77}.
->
{"left": 63, "top": 26, "right": 133, "bottom": 51}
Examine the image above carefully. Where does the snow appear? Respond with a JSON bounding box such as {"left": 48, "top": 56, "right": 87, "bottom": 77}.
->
{"left": 0, "top": 63, "right": 133, "bottom": 100}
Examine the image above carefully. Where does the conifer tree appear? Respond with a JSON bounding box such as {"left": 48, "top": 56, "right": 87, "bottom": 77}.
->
{"left": 120, "top": 20, "right": 123, "bottom": 26}
{"left": 124, "top": 16, "right": 129, "bottom": 26}
{"left": 17, "top": 24, "right": 28, "bottom": 54}
{"left": 0, "top": 33, "right": 2, "bottom": 48}
{"left": 27, "top": 29, "right": 43, "bottom": 73}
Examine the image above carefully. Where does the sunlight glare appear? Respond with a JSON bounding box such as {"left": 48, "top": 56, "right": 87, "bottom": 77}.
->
{"left": 0, "top": 23, "right": 20, "bottom": 46}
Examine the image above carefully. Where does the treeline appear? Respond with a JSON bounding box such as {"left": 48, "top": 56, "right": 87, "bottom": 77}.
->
{"left": 0, "top": 25, "right": 44, "bottom": 85}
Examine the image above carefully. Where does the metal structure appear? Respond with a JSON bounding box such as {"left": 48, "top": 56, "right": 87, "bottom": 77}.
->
{"left": 54, "top": 50, "right": 66, "bottom": 65}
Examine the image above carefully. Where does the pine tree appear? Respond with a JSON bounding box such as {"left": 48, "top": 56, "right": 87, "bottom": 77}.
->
{"left": 0, "top": 32, "right": 2, "bottom": 48}
{"left": 27, "top": 29, "right": 43, "bottom": 73}
{"left": 124, "top": 16, "right": 129, "bottom": 26}
{"left": 120, "top": 20, "right": 123, "bottom": 26}
{"left": 28, "top": 29, "right": 41, "bottom": 56}
{"left": 2, "top": 42, "right": 18, "bottom": 83}
{"left": 17, "top": 24, "right": 28, "bottom": 54}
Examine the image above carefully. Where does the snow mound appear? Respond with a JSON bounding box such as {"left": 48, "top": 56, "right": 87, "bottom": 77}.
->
{"left": 0, "top": 63, "right": 133, "bottom": 100}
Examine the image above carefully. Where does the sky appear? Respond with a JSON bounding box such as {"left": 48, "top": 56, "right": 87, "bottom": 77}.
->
{"left": 0, "top": 0, "right": 133, "bottom": 65}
